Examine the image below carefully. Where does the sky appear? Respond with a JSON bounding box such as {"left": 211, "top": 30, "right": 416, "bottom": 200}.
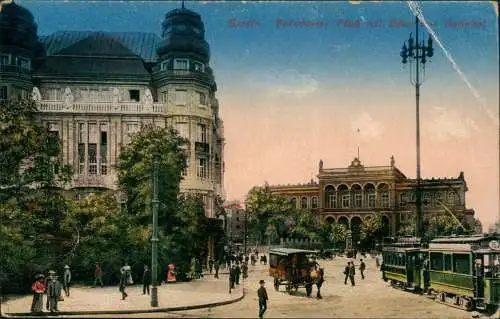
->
{"left": 15, "top": 0, "right": 500, "bottom": 229}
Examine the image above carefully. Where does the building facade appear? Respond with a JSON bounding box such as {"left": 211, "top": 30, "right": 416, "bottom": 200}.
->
{"left": 0, "top": 1, "right": 225, "bottom": 217}
{"left": 223, "top": 201, "right": 246, "bottom": 244}
{"left": 268, "top": 156, "right": 476, "bottom": 240}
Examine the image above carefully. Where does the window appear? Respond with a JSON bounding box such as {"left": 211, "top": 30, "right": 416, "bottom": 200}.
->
{"left": 197, "top": 124, "right": 207, "bottom": 143}
{"left": 311, "top": 197, "right": 318, "bottom": 209}
{"left": 160, "top": 91, "right": 168, "bottom": 103}
{"left": 453, "top": 254, "right": 470, "bottom": 275}
{"left": 0, "top": 54, "right": 9, "bottom": 65}
{"left": 193, "top": 61, "right": 204, "bottom": 72}
{"left": 444, "top": 254, "right": 452, "bottom": 272}
{"left": 161, "top": 60, "right": 169, "bottom": 71}
{"left": 301, "top": 197, "right": 308, "bottom": 209}
{"left": 174, "top": 59, "right": 189, "bottom": 70}
{"left": 448, "top": 191, "right": 457, "bottom": 206}
{"left": 196, "top": 157, "right": 208, "bottom": 179}
{"left": 78, "top": 123, "right": 85, "bottom": 143}
{"left": 399, "top": 193, "right": 407, "bottom": 207}
{"left": 342, "top": 194, "right": 350, "bottom": 208}
{"left": 0, "top": 86, "right": 7, "bottom": 100}
{"left": 88, "top": 144, "right": 97, "bottom": 175}
{"left": 78, "top": 144, "right": 85, "bottom": 174}
{"left": 175, "top": 90, "right": 187, "bottom": 105}
{"left": 354, "top": 194, "right": 362, "bottom": 207}
{"left": 174, "top": 122, "right": 189, "bottom": 139}
{"left": 380, "top": 192, "right": 389, "bottom": 207}
{"left": 16, "top": 57, "right": 30, "bottom": 70}
{"left": 129, "top": 90, "right": 140, "bottom": 102}
{"left": 368, "top": 194, "right": 376, "bottom": 207}
{"left": 328, "top": 194, "right": 337, "bottom": 208}
{"left": 197, "top": 92, "right": 206, "bottom": 105}
{"left": 430, "top": 252, "right": 443, "bottom": 271}
{"left": 100, "top": 125, "right": 107, "bottom": 176}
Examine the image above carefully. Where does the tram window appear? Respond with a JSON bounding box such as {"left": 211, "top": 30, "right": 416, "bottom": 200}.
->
{"left": 430, "top": 252, "right": 443, "bottom": 270}
{"left": 444, "top": 254, "right": 452, "bottom": 271}
{"left": 270, "top": 255, "right": 278, "bottom": 266}
{"left": 453, "top": 254, "right": 470, "bottom": 275}
{"left": 398, "top": 253, "right": 404, "bottom": 266}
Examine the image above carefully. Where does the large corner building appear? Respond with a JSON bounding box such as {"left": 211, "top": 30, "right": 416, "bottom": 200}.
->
{"left": 0, "top": 1, "right": 225, "bottom": 218}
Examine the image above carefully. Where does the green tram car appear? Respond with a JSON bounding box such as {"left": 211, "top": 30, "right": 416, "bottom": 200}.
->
{"left": 382, "top": 234, "right": 500, "bottom": 311}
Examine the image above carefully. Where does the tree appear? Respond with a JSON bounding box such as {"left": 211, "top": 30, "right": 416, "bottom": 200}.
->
{"left": 116, "top": 125, "right": 209, "bottom": 280}
{"left": 331, "top": 222, "right": 348, "bottom": 249}
{"left": 0, "top": 99, "right": 73, "bottom": 293}
{"left": 360, "top": 213, "right": 386, "bottom": 249}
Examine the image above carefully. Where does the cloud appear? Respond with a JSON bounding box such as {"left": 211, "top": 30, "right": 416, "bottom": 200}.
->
{"left": 350, "top": 112, "right": 384, "bottom": 139}
{"left": 426, "top": 107, "right": 480, "bottom": 141}
{"left": 262, "top": 69, "right": 320, "bottom": 99}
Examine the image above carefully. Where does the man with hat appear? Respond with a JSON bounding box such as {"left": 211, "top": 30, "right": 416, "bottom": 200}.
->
{"left": 44, "top": 270, "right": 55, "bottom": 310}
{"left": 257, "top": 279, "right": 268, "bottom": 319}
{"left": 47, "top": 272, "right": 62, "bottom": 312}
{"left": 63, "top": 265, "right": 71, "bottom": 296}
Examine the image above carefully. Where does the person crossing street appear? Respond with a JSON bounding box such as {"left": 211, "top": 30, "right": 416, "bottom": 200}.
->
{"left": 257, "top": 280, "right": 268, "bottom": 319}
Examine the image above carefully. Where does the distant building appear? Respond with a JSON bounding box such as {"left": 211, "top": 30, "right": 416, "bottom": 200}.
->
{"left": 223, "top": 201, "right": 246, "bottom": 244}
{"left": 267, "top": 156, "right": 476, "bottom": 243}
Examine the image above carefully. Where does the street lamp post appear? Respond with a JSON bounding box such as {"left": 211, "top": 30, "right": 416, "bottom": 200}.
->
{"left": 244, "top": 208, "right": 247, "bottom": 255}
{"left": 400, "top": 15, "right": 434, "bottom": 239}
{"left": 151, "top": 157, "right": 159, "bottom": 307}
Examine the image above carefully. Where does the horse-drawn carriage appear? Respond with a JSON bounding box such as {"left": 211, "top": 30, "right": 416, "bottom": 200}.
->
{"left": 269, "top": 248, "right": 321, "bottom": 294}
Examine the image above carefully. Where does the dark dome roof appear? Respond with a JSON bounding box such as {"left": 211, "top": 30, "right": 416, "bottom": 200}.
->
{"left": 157, "top": 7, "right": 210, "bottom": 61}
{"left": 0, "top": 1, "right": 39, "bottom": 52}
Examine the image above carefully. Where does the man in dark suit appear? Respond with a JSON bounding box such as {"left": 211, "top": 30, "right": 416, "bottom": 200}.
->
{"left": 257, "top": 279, "right": 268, "bottom": 319}
{"left": 142, "top": 265, "right": 151, "bottom": 295}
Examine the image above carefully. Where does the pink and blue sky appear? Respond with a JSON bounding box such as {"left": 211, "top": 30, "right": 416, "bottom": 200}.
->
{"left": 18, "top": 1, "right": 499, "bottom": 229}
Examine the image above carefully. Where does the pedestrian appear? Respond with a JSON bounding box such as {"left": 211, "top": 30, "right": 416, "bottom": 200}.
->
{"left": 31, "top": 274, "right": 45, "bottom": 313}
{"left": 208, "top": 257, "right": 214, "bottom": 274}
{"left": 142, "top": 265, "right": 151, "bottom": 295}
{"left": 228, "top": 265, "right": 235, "bottom": 293}
{"left": 119, "top": 266, "right": 128, "bottom": 300}
{"left": 44, "top": 270, "right": 55, "bottom": 310}
{"left": 242, "top": 262, "right": 248, "bottom": 280}
{"left": 94, "top": 263, "right": 104, "bottom": 287}
{"left": 63, "top": 265, "right": 71, "bottom": 296}
{"left": 360, "top": 259, "right": 366, "bottom": 280}
{"left": 343, "top": 262, "right": 350, "bottom": 285}
{"left": 349, "top": 261, "right": 356, "bottom": 286}
{"left": 316, "top": 267, "right": 325, "bottom": 299}
{"left": 375, "top": 254, "right": 381, "bottom": 269}
{"left": 47, "top": 273, "right": 62, "bottom": 312}
{"left": 257, "top": 279, "right": 268, "bottom": 319}
{"left": 235, "top": 262, "right": 241, "bottom": 285}
{"left": 214, "top": 260, "right": 220, "bottom": 279}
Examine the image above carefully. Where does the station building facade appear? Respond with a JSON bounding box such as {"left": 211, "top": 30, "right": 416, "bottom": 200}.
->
{"left": 268, "top": 156, "right": 476, "bottom": 239}
{"left": 0, "top": 1, "right": 225, "bottom": 219}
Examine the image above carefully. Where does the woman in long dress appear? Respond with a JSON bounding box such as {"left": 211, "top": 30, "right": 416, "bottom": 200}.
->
{"left": 31, "top": 274, "right": 45, "bottom": 313}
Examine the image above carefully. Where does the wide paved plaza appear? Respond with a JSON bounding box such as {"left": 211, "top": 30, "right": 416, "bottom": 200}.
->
{"left": 4, "top": 255, "right": 491, "bottom": 318}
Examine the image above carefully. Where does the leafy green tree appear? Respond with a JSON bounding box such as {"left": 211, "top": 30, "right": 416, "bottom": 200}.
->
{"left": 331, "top": 222, "right": 348, "bottom": 248}
{"left": 0, "top": 99, "right": 73, "bottom": 293}
{"left": 115, "top": 125, "right": 210, "bottom": 280}
{"left": 360, "top": 213, "right": 386, "bottom": 249}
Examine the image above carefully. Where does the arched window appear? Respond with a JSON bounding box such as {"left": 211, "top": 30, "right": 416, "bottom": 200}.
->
{"left": 311, "top": 196, "right": 318, "bottom": 209}
{"left": 290, "top": 197, "right": 297, "bottom": 208}
{"left": 301, "top": 197, "right": 308, "bottom": 209}
{"left": 324, "top": 186, "right": 336, "bottom": 209}
{"left": 351, "top": 184, "right": 362, "bottom": 208}
{"left": 378, "top": 183, "right": 389, "bottom": 208}
{"left": 447, "top": 191, "right": 457, "bottom": 206}
{"left": 364, "top": 183, "right": 376, "bottom": 208}
{"left": 338, "top": 184, "right": 349, "bottom": 208}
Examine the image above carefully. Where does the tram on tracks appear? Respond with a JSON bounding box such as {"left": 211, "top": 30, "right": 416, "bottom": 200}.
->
{"left": 382, "top": 234, "right": 500, "bottom": 312}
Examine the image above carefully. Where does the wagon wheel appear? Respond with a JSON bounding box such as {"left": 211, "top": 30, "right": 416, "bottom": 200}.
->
{"left": 464, "top": 298, "right": 474, "bottom": 311}
{"left": 287, "top": 283, "right": 293, "bottom": 295}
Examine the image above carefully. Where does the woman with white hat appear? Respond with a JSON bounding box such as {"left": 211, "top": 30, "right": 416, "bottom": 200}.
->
{"left": 63, "top": 265, "right": 71, "bottom": 296}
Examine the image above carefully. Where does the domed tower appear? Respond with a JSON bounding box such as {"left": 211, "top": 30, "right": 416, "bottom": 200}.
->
{"left": 153, "top": 3, "right": 224, "bottom": 219}
{"left": 0, "top": 0, "right": 45, "bottom": 100}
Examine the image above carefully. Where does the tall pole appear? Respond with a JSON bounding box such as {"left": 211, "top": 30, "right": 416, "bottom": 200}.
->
{"left": 400, "top": 14, "right": 433, "bottom": 239}
{"left": 244, "top": 208, "right": 247, "bottom": 255}
{"left": 415, "top": 16, "right": 423, "bottom": 239}
{"left": 151, "top": 157, "right": 159, "bottom": 307}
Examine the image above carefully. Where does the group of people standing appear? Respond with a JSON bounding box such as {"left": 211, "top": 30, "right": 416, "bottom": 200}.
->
{"left": 30, "top": 265, "right": 71, "bottom": 313}
{"left": 343, "top": 259, "right": 366, "bottom": 286}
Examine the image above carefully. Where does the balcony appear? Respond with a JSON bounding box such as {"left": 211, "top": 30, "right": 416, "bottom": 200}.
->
{"left": 37, "top": 101, "right": 165, "bottom": 114}
{"left": 154, "top": 69, "right": 213, "bottom": 86}
{"left": 72, "top": 174, "right": 114, "bottom": 189}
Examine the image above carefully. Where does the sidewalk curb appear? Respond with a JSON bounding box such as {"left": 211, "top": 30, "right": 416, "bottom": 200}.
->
{"left": 2, "top": 289, "right": 245, "bottom": 317}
